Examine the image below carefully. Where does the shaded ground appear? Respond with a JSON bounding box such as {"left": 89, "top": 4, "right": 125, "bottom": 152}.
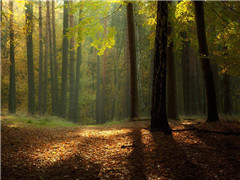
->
{"left": 2, "top": 119, "right": 240, "bottom": 179}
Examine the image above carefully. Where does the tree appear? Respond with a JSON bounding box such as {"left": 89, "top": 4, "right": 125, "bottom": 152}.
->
{"left": 73, "top": 9, "right": 82, "bottom": 122}
{"left": 194, "top": 1, "right": 219, "bottom": 122}
{"left": 60, "top": 1, "right": 69, "bottom": 118}
{"left": 38, "top": 0, "right": 43, "bottom": 114}
{"left": 25, "top": 2, "right": 35, "bottom": 115}
{"left": 9, "top": 1, "right": 16, "bottom": 114}
{"left": 43, "top": 1, "right": 49, "bottom": 114}
{"left": 151, "top": 1, "right": 172, "bottom": 135}
{"left": 47, "top": 1, "right": 56, "bottom": 114}
{"left": 52, "top": 0, "right": 59, "bottom": 114}
{"left": 127, "top": 2, "right": 139, "bottom": 120}
{"left": 68, "top": 1, "right": 76, "bottom": 121}
{"left": 96, "top": 55, "right": 102, "bottom": 124}
{"left": 101, "top": 17, "right": 107, "bottom": 124}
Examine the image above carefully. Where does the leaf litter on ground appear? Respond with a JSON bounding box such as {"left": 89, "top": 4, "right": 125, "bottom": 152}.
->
{"left": 1, "top": 118, "right": 240, "bottom": 179}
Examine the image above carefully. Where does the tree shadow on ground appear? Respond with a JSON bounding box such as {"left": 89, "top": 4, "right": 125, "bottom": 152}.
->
{"left": 127, "top": 127, "right": 147, "bottom": 180}
{"left": 180, "top": 123, "right": 240, "bottom": 178}
{"left": 150, "top": 131, "right": 208, "bottom": 180}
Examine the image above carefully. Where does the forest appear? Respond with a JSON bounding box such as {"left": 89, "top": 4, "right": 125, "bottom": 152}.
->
{"left": 1, "top": 1, "right": 240, "bottom": 179}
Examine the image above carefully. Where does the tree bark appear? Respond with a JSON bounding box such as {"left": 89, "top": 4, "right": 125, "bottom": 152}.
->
{"left": 60, "top": 1, "right": 69, "bottom": 118}
{"left": 151, "top": 1, "right": 171, "bottom": 134}
{"left": 194, "top": 1, "right": 219, "bottom": 122}
{"left": 127, "top": 2, "right": 139, "bottom": 120}
{"left": 25, "top": 2, "right": 35, "bottom": 115}
{"left": 9, "top": 1, "right": 16, "bottom": 114}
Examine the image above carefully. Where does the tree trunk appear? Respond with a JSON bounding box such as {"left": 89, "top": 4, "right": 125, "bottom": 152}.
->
{"left": 25, "top": 2, "right": 35, "bottom": 115}
{"left": 73, "top": 9, "right": 82, "bottom": 122}
{"left": 43, "top": 2, "right": 49, "bottom": 114}
{"left": 151, "top": 1, "right": 171, "bottom": 134}
{"left": 68, "top": 2, "right": 75, "bottom": 121}
{"left": 9, "top": 1, "right": 16, "bottom": 114}
{"left": 124, "top": 17, "right": 131, "bottom": 119}
{"left": 127, "top": 2, "right": 138, "bottom": 120}
{"left": 96, "top": 55, "right": 102, "bottom": 124}
{"left": 46, "top": 1, "right": 56, "bottom": 114}
{"left": 101, "top": 17, "right": 107, "bottom": 124}
{"left": 194, "top": 1, "right": 219, "bottom": 122}
{"left": 52, "top": 0, "right": 59, "bottom": 114}
{"left": 38, "top": 0, "right": 43, "bottom": 114}
{"left": 60, "top": 1, "right": 69, "bottom": 118}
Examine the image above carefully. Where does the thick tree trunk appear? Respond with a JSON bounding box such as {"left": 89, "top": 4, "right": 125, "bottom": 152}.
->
{"left": 223, "top": 74, "right": 232, "bottom": 115}
{"left": 68, "top": 3, "right": 75, "bottom": 121}
{"left": 167, "top": 25, "right": 178, "bottom": 119}
{"left": 52, "top": 0, "right": 59, "bottom": 114}
{"left": 9, "top": 1, "right": 16, "bottom": 114}
{"left": 127, "top": 2, "right": 139, "bottom": 120}
{"left": 25, "top": 2, "right": 35, "bottom": 115}
{"left": 194, "top": 1, "right": 219, "bottom": 122}
{"left": 151, "top": 1, "right": 171, "bottom": 134}
{"left": 60, "top": 1, "right": 69, "bottom": 118}
{"left": 38, "top": 0, "right": 43, "bottom": 114}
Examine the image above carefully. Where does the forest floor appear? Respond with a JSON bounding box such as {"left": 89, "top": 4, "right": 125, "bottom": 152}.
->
{"left": 2, "top": 117, "right": 240, "bottom": 180}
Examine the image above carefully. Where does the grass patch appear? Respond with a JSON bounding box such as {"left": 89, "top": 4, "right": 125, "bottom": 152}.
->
{"left": 1, "top": 113, "right": 77, "bottom": 128}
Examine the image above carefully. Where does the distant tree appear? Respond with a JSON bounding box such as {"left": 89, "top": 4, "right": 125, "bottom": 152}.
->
{"left": 47, "top": 1, "right": 56, "bottom": 114}
{"left": 9, "top": 1, "right": 16, "bottom": 114}
{"left": 25, "top": 2, "right": 35, "bottom": 115}
{"left": 60, "top": 1, "right": 69, "bottom": 118}
{"left": 194, "top": 1, "right": 219, "bottom": 122}
{"left": 124, "top": 27, "right": 131, "bottom": 119}
{"left": 73, "top": 9, "right": 82, "bottom": 122}
{"left": 43, "top": 1, "right": 49, "bottom": 114}
{"left": 127, "top": 2, "right": 139, "bottom": 120}
{"left": 38, "top": 0, "right": 43, "bottom": 114}
{"left": 52, "top": 0, "right": 59, "bottom": 114}
{"left": 96, "top": 55, "right": 102, "bottom": 124}
{"left": 101, "top": 17, "right": 107, "bottom": 124}
{"left": 68, "top": 1, "right": 76, "bottom": 121}
{"left": 151, "top": 1, "right": 172, "bottom": 134}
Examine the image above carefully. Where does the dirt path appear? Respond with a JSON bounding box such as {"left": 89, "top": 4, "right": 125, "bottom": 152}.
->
{"left": 2, "top": 120, "right": 240, "bottom": 179}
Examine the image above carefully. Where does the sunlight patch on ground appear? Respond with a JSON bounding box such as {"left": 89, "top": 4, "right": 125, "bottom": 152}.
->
{"left": 28, "top": 128, "right": 134, "bottom": 169}
{"left": 75, "top": 128, "right": 132, "bottom": 138}
{"left": 141, "top": 128, "right": 154, "bottom": 148}
{"left": 173, "top": 131, "right": 206, "bottom": 146}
